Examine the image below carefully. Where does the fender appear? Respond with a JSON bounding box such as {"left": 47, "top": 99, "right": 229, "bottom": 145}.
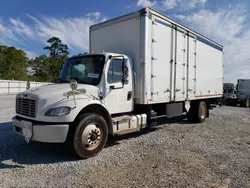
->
{"left": 74, "top": 103, "right": 113, "bottom": 134}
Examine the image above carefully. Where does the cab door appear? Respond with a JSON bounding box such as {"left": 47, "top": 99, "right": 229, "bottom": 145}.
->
{"left": 103, "top": 57, "right": 133, "bottom": 114}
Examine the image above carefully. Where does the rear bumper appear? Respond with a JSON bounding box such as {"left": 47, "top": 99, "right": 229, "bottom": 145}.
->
{"left": 12, "top": 116, "right": 69, "bottom": 143}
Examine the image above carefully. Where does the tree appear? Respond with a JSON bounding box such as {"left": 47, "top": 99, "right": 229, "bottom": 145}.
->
{"left": 0, "top": 46, "right": 7, "bottom": 78}
{"left": 0, "top": 37, "right": 69, "bottom": 82}
{"left": 43, "top": 37, "right": 69, "bottom": 81}
{"left": 27, "top": 55, "right": 52, "bottom": 82}
{"left": 0, "top": 45, "right": 28, "bottom": 80}
{"left": 44, "top": 37, "right": 69, "bottom": 58}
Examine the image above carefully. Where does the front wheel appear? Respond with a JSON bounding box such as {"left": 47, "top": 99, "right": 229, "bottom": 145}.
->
{"left": 73, "top": 113, "right": 108, "bottom": 159}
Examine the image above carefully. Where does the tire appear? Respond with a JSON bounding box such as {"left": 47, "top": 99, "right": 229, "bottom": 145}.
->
{"left": 73, "top": 113, "right": 108, "bottom": 159}
{"left": 196, "top": 101, "right": 207, "bottom": 123}
{"left": 187, "top": 101, "right": 207, "bottom": 123}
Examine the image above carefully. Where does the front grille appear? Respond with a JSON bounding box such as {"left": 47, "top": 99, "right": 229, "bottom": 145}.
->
{"left": 16, "top": 95, "right": 37, "bottom": 118}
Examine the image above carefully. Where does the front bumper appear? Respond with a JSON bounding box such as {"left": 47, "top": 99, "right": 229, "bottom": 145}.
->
{"left": 12, "top": 116, "right": 69, "bottom": 143}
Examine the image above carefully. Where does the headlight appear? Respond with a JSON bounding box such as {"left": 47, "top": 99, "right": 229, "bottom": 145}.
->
{"left": 45, "top": 106, "right": 71, "bottom": 116}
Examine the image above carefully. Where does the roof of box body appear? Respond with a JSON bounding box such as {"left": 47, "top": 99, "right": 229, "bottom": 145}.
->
{"left": 90, "top": 7, "right": 223, "bottom": 49}
{"left": 69, "top": 52, "right": 128, "bottom": 59}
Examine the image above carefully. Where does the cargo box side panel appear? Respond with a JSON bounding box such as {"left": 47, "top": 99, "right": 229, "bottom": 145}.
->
{"left": 195, "top": 38, "right": 223, "bottom": 99}
{"left": 90, "top": 16, "right": 144, "bottom": 103}
{"left": 151, "top": 17, "right": 172, "bottom": 103}
{"left": 187, "top": 34, "right": 197, "bottom": 99}
{"left": 174, "top": 27, "right": 188, "bottom": 102}
{"left": 143, "top": 13, "right": 153, "bottom": 104}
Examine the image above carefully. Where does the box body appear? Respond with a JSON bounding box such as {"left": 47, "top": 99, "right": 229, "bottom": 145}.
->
{"left": 90, "top": 8, "right": 223, "bottom": 104}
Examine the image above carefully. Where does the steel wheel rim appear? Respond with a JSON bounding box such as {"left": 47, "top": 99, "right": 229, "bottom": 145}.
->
{"left": 81, "top": 122, "right": 103, "bottom": 151}
{"left": 200, "top": 104, "right": 206, "bottom": 119}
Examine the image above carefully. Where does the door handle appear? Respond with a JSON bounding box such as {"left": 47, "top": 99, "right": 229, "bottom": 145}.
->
{"left": 127, "top": 91, "right": 132, "bottom": 101}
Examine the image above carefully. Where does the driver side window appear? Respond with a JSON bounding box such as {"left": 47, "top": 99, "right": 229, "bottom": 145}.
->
{"left": 107, "top": 59, "right": 123, "bottom": 84}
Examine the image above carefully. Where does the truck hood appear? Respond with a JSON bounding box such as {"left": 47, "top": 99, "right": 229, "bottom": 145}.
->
{"left": 22, "top": 83, "right": 100, "bottom": 101}
{"left": 15, "top": 83, "right": 103, "bottom": 122}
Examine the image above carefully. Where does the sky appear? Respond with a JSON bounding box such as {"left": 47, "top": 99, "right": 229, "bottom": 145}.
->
{"left": 0, "top": 0, "right": 250, "bottom": 84}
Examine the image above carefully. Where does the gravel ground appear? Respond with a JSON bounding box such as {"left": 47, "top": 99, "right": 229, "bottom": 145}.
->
{"left": 0, "top": 95, "right": 250, "bottom": 188}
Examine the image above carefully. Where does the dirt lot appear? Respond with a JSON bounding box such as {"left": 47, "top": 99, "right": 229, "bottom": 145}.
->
{"left": 0, "top": 95, "right": 250, "bottom": 188}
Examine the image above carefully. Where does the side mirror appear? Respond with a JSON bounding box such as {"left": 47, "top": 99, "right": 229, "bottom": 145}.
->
{"left": 122, "top": 60, "right": 129, "bottom": 85}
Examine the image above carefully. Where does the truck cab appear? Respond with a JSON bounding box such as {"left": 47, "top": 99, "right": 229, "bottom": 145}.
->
{"left": 12, "top": 52, "right": 146, "bottom": 159}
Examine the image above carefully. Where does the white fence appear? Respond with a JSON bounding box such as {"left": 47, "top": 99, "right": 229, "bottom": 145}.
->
{"left": 0, "top": 80, "right": 50, "bottom": 95}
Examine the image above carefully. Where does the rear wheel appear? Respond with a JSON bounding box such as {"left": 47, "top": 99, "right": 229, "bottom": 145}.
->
{"left": 73, "top": 113, "right": 108, "bottom": 159}
{"left": 196, "top": 101, "right": 207, "bottom": 123}
{"left": 187, "top": 101, "right": 207, "bottom": 123}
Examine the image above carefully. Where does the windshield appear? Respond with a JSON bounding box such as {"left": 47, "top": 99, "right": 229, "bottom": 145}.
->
{"left": 58, "top": 55, "right": 106, "bottom": 85}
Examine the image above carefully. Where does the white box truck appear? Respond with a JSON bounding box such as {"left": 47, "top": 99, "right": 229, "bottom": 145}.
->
{"left": 12, "top": 7, "right": 223, "bottom": 158}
